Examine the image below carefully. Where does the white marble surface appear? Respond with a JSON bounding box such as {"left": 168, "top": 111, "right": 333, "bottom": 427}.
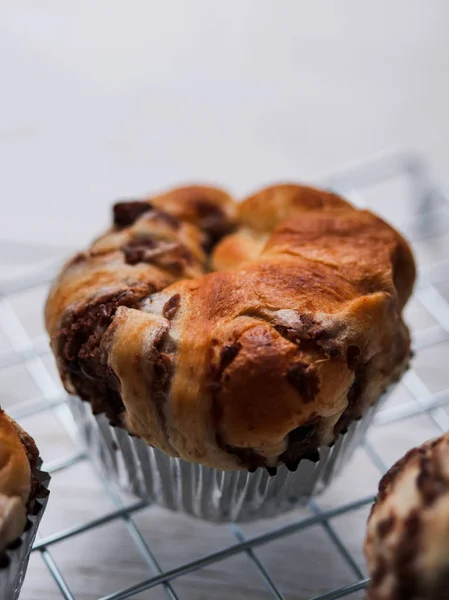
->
{"left": 1, "top": 2, "right": 449, "bottom": 599}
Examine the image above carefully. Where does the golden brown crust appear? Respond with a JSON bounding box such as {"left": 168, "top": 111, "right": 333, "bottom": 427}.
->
{"left": 0, "top": 410, "right": 33, "bottom": 552}
{"left": 150, "top": 185, "right": 236, "bottom": 233}
{"left": 365, "top": 434, "right": 449, "bottom": 600}
{"left": 45, "top": 184, "right": 415, "bottom": 471}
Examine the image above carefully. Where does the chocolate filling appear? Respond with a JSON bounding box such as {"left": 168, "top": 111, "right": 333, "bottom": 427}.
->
{"left": 218, "top": 343, "right": 242, "bottom": 372}
{"left": 19, "top": 431, "right": 46, "bottom": 514}
{"left": 279, "top": 422, "right": 320, "bottom": 470}
{"left": 113, "top": 200, "right": 153, "bottom": 228}
{"left": 376, "top": 514, "right": 396, "bottom": 538}
{"left": 149, "top": 333, "right": 175, "bottom": 444}
{"left": 333, "top": 370, "right": 364, "bottom": 436}
{"left": 123, "top": 237, "right": 194, "bottom": 274}
{"left": 390, "top": 508, "right": 421, "bottom": 600}
{"left": 329, "top": 346, "right": 363, "bottom": 435}
{"left": 286, "top": 362, "right": 320, "bottom": 403}
{"left": 57, "top": 193, "right": 236, "bottom": 439}
{"left": 194, "top": 200, "right": 234, "bottom": 249}
{"left": 416, "top": 453, "right": 448, "bottom": 507}
{"left": 369, "top": 439, "right": 449, "bottom": 600}
{"left": 58, "top": 287, "right": 151, "bottom": 425}
{"left": 162, "top": 294, "right": 181, "bottom": 320}
{"left": 273, "top": 314, "right": 342, "bottom": 359}
{"left": 223, "top": 445, "right": 266, "bottom": 473}
{"left": 346, "top": 345, "right": 361, "bottom": 370}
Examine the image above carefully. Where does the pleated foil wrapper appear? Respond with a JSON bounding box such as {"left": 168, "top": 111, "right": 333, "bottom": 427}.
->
{"left": 69, "top": 395, "right": 379, "bottom": 522}
{"left": 0, "top": 467, "right": 50, "bottom": 600}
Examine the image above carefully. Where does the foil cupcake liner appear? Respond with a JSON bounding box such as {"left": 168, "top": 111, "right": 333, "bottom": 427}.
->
{"left": 68, "top": 396, "right": 379, "bottom": 522}
{"left": 0, "top": 467, "right": 50, "bottom": 600}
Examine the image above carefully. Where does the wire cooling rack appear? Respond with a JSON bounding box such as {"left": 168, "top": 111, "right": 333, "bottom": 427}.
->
{"left": 1, "top": 152, "right": 449, "bottom": 600}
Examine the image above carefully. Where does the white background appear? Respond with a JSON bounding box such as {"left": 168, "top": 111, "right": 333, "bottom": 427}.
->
{"left": 0, "top": 0, "right": 448, "bottom": 249}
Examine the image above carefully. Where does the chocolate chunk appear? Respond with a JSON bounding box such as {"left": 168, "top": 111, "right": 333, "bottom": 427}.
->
{"left": 333, "top": 363, "right": 367, "bottom": 436}
{"left": 299, "top": 314, "right": 315, "bottom": 329}
{"left": 207, "top": 342, "right": 242, "bottom": 395}
{"left": 123, "top": 238, "right": 158, "bottom": 265}
{"left": 274, "top": 324, "right": 301, "bottom": 344}
{"left": 289, "top": 423, "right": 316, "bottom": 445}
{"left": 113, "top": 200, "right": 153, "bottom": 228}
{"left": 286, "top": 362, "right": 320, "bottom": 403}
{"left": 123, "top": 236, "right": 194, "bottom": 273}
{"left": 416, "top": 455, "right": 447, "bottom": 506}
{"left": 219, "top": 343, "right": 242, "bottom": 372}
{"left": 138, "top": 329, "right": 177, "bottom": 446}
{"left": 218, "top": 440, "right": 265, "bottom": 472}
{"left": 16, "top": 429, "right": 42, "bottom": 514}
{"left": 285, "top": 459, "right": 300, "bottom": 472}
{"left": 195, "top": 200, "right": 233, "bottom": 245}
{"left": 346, "top": 345, "right": 361, "bottom": 370}
{"left": 273, "top": 312, "right": 342, "bottom": 358}
{"left": 279, "top": 421, "right": 319, "bottom": 467}
{"left": 153, "top": 352, "right": 173, "bottom": 391}
{"left": 376, "top": 514, "right": 396, "bottom": 538}
{"left": 58, "top": 287, "right": 150, "bottom": 424}
{"left": 403, "top": 509, "right": 421, "bottom": 538}
{"left": 303, "top": 449, "right": 320, "bottom": 463}
{"left": 163, "top": 294, "right": 181, "bottom": 320}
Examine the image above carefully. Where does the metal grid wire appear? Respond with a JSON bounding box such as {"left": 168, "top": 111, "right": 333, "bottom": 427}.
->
{"left": 1, "top": 152, "right": 449, "bottom": 599}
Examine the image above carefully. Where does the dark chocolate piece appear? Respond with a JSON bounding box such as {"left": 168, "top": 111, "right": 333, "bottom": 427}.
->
{"left": 163, "top": 294, "right": 181, "bottom": 320}
{"left": 376, "top": 514, "right": 396, "bottom": 538}
{"left": 346, "top": 345, "right": 361, "bottom": 370}
{"left": 285, "top": 459, "right": 300, "bottom": 472}
{"left": 194, "top": 200, "right": 234, "bottom": 248}
{"left": 58, "top": 286, "right": 151, "bottom": 425}
{"left": 113, "top": 200, "right": 153, "bottom": 228}
{"left": 286, "top": 362, "right": 320, "bottom": 403}
{"left": 218, "top": 343, "right": 242, "bottom": 372}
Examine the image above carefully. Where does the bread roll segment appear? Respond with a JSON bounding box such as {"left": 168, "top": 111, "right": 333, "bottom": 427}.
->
{"left": 0, "top": 411, "right": 33, "bottom": 551}
{"left": 45, "top": 184, "right": 415, "bottom": 471}
{"left": 365, "top": 434, "right": 449, "bottom": 600}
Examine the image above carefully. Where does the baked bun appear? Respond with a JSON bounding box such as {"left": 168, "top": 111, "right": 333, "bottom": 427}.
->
{"left": 45, "top": 184, "right": 415, "bottom": 471}
{"left": 0, "top": 409, "right": 40, "bottom": 552}
{"left": 365, "top": 434, "right": 449, "bottom": 600}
